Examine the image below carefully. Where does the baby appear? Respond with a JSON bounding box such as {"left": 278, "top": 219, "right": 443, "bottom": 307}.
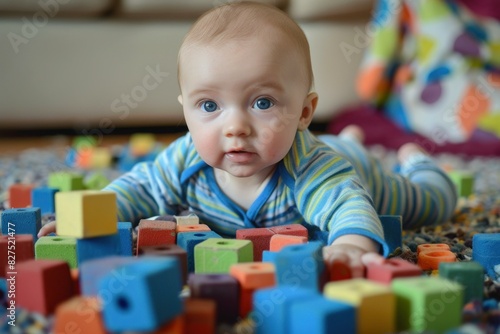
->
{"left": 39, "top": 1, "right": 457, "bottom": 276}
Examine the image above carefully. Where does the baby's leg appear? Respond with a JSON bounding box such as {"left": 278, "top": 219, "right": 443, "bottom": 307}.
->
{"left": 319, "top": 126, "right": 457, "bottom": 229}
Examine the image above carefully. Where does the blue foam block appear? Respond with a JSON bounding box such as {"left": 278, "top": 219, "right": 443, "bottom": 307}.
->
{"left": 117, "top": 222, "right": 133, "bottom": 256}
{"left": 253, "top": 286, "right": 318, "bottom": 334}
{"left": 472, "top": 233, "right": 500, "bottom": 279}
{"left": 80, "top": 256, "right": 137, "bottom": 296}
{"left": 270, "top": 241, "right": 324, "bottom": 291}
{"left": 176, "top": 231, "right": 221, "bottom": 272}
{"left": 31, "top": 187, "right": 59, "bottom": 215}
{"left": 100, "top": 257, "right": 183, "bottom": 332}
{"left": 379, "top": 215, "right": 402, "bottom": 254}
{"left": 76, "top": 234, "right": 122, "bottom": 266}
{"left": 289, "top": 295, "right": 356, "bottom": 334}
{"left": 1, "top": 207, "right": 41, "bottom": 243}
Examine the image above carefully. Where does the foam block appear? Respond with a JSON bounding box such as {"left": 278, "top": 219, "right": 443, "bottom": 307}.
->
{"left": 138, "top": 244, "right": 188, "bottom": 284}
{"left": 379, "top": 215, "right": 402, "bottom": 254}
{"left": 31, "top": 187, "right": 59, "bottom": 214}
{"left": 252, "top": 286, "right": 317, "bottom": 334}
{"left": 1, "top": 207, "right": 41, "bottom": 243}
{"left": 417, "top": 249, "right": 456, "bottom": 270}
{"left": 268, "top": 224, "right": 308, "bottom": 238}
{"left": 100, "top": 257, "right": 183, "bottom": 332}
{"left": 55, "top": 190, "right": 117, "bottom": 238}
{"left": 0, "top": 278, "right": 7, "bottom": 314}
{"left": 79, "top": 256, "right": 137, "bottom": 296}
{"left": 439, "top": 261, "right": 484, "bottom": 304}
{"left": 53, "top": 296, "right": 106, "bottom": 334}
{"left": 76, "top": 234, "right": 122, "bottom": 266}
{"left": 174, "top": 214, "right": 199, "bottom": 225}
{"left": 289, "top": 295, "right": 356, "bottom": 334}
{"left": 366, "top": 258, "right": 422, "bottom": 285}
{"left": 194, "top": 238, "right": 253, "bottom": 274}
{"left": 230, "top": 262, "right": 276, "bottom": 318}
{"left": 14, "top": 259, "right": 75, "bottom": 315}
{"left": 324, "top": 278, "right": 396, "bottom": 334}
{"left": 448, "top": 170, "right": 474, "bottom": 197}
{"left": 35, "top": 236, "right": 78, "bottom": 269}
{"left": 472, "top": 233, "right": 500, "bottom": 279}
{"left": 269, "top": 234, "right": 307, "bottom": 252}
{"left": 84, "top": 171, "right": 110, "bottom": 189}
{"left": 8, "top": 183, "right": 34, "bottom": 208}
{"left": 417, "top": 243, "right": 450, "bottom": 255}
{"left": 177, "top": 231, "right": 222, "bottom": 273}
{"left": 176, "top": 224, "right": 211, "bottom": 233}
{"left": 326, "top": 260, "right": 352, "bottom": 282}
{"left": 391, "top": 276, "right": 463, "bottom": 333}
{"left": 184, "top": 298, "right": 216, "bottom": 334}
{"left": 153, "top": 315, "right": 185, "bottom": 334}
{"left": 136, "top": 219, "right": 176, "bottom": 254}
{"left": 117, "top": 222, "right": 133, "bottom": 256}
{"left": 188, "top": 273, "right": 240, "bottom": 324}
{"left": 0, "top": 235, "right": 34, "bottom": 278}
{"left": 271, "top": 241, "right": 324, "bottom": 291}
{"left": 236, "top": 227, "right": 275, "bottom": 261}
{"left": 48, "top": 172, "right": 85, "bottom": 192}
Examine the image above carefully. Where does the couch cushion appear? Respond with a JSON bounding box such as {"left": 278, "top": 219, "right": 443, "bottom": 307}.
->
{"left": 0, "top": 0, "right": 116, "bottom": 17}
{"left": 118, "top": 0, "right": 288, "bottom": 19}
{"left": 287, "top": 0, "right": 374, "bottom": 20}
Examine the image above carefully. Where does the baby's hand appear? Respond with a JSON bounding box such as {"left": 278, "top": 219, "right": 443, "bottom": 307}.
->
{"left": 37, "top": 221, "right": 57, "bottom": 237}
{"left": 323, "top": 235, "right": 385, "bottom": 278}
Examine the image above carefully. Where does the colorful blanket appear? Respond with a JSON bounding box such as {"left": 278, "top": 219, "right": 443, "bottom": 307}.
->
{"left": 357, "top": 0, "right": 500, "bottom": 144}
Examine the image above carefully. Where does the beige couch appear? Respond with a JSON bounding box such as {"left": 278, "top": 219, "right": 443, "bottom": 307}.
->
{"left": 0, "top": 0, "right": 374, "bottom": 131}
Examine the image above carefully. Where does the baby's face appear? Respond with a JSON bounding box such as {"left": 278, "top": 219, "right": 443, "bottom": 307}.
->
{"left": 179, "top": 35, "right": 311, "bottom": 179}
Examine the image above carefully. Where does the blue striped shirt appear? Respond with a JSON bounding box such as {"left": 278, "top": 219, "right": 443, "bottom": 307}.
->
{"left": 105, "top": 130, "right": 389, "bottom": 255}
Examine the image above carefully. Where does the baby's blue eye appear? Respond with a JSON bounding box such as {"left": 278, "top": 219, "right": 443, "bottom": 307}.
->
{"left": 201, "top": 100, "right": 218, "bottom": 112}
{"left": 253, "top": 98, "right": 273, "bottom": 110}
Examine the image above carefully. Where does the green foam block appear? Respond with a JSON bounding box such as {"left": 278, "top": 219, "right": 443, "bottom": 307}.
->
{"left": 35, "top": 236, "right": 78, "bottom": 269}
{"left": 194, "top": 238, "right": 253, "bottom": 274}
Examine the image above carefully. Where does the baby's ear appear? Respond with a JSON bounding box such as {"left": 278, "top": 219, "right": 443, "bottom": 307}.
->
{"left": 298, "top": 92, "right": 318, "bottom": 131}
{"left": 177, "top": 95, "right": 183, "bottom": 105}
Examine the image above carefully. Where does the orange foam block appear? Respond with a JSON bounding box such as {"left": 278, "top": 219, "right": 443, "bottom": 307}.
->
{"left": 53, "top": 296, "right": 106, "bottom": 334}
{"left": 417, "top": 243, "right": 450, "bottom": 255}
{"left": 417, "top": 250, "right": 456, "bottom": 270}
{"left": 183, "top": 298, "right": 216, "bottom": 334}
{"left": 176, "top": 224, "right": 211, "bottom": 233}
{"left": 269, "top": 234, "right": 307, "bottom": 252}
{"left": 136, "top": 219, "right": 176, "bottom": 254}
{"left": 8, "top": 183, "right": 34, "bottom": 208}
{"left": 229, "top": 262, "right": 275, "bottom": 318}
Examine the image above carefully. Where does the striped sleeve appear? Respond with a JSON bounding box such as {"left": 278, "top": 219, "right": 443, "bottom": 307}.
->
{"left": 103, "top": 133, "right": 195, "bottom": 225}
{"left": 283, "top": 130, "right": 389, "bottom": 255}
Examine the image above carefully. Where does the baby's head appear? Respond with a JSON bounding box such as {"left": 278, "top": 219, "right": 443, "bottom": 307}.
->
{"left": 177, "top": 2, "right": 318, "bottom": 179}
{"left": 178, "top": 1, "right": 314, "bottom": 92}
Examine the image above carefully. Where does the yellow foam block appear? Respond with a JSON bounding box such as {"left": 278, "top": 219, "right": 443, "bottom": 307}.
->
{"left": 56, "top": 190, "right": 117, "bottom": 238}
{"left": 323, "top": 278, "right": 395, "bottom": 334}
{"left": 130, "top": 133, "right": 156, "bottom": 156}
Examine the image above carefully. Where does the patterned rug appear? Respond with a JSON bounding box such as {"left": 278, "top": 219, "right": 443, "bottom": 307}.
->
{"left": 1, "top": 138, "right": 500, "bottom": 333}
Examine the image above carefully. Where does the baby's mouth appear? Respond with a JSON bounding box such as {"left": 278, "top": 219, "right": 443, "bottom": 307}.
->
{"left": 225, "top": 150, "right": 255, "bottom": 163}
